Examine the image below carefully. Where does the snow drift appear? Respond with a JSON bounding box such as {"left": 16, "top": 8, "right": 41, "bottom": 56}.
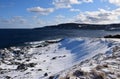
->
{"left": 0, "top": 37, "right": 119, "bottom": 79}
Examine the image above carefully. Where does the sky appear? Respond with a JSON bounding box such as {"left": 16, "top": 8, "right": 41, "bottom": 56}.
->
{"left": 0, "top": 0, "right": 120, "bottom": 28}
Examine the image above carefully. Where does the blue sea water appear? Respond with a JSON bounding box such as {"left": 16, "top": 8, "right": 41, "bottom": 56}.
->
{"left": 0, "top": 29, "right": 119, "bottom": 49}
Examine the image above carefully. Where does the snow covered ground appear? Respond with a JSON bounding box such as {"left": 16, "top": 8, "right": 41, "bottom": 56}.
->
{"left": 0, "top": 37, "right": 119, "bottom": 79}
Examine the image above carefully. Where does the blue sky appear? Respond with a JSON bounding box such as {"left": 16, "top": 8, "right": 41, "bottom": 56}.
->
{"left": 0, "top": 0, "right": 120, "bottom": 28}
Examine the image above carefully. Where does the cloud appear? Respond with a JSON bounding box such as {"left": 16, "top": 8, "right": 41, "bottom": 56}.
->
{"left": 55, "top": 15, "right": 65, "bottom": 19}
{"left": 108, "top": 0, "right": 120, "bottom": 6}
{"left": 0, "top": 16, "right": 31, "bottom": 28}
{"left": 0, "top": 16, "right": 27, "bottom": 24}
{"left": 36, "top": 20, "right": 46, "bottom": 25}
{"left": 53, "top": 0, "right": 72, "bottom": 8}
{"left": 54, "top": 15, "right": 66, "bottom": 24}
{"left": 27, "top": 7, "right": 54, "bottom": 15}
{"left": 82, "top": 0, "right": 93, "bottom": 3}
{"left": 70, "top": 8, "right": 80, "bottom": 12}
{"left": 0, "top": 19, "right": 11, "bottom": 23}
{"left": 53, "top": 15, "right": 74, "bottom": 24}
{"left": 101, "top": 0, "right": 120, "bottom": 6}
{"left": 53, "top": 0, "right": 93, "bottom": 9}
{"left": 75, "top": 8, "right": 120, "bottom": 24}
{"left": 69, "top": 0, "right": 81, "bottom": 4}
{"left": 11, "top": 16, "right": 27, "bottom": 24}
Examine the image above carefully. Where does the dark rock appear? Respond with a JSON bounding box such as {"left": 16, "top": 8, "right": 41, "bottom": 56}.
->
{"left": 13, "top": 51, "right": 24, "bottom": 57}
{"left": 0, "top": 71, "right": 4, "bottom": 74}
{"left": 93, "top": 74, "right": 105, "bottom": 79}
{"left": 63, "top": 55, "right": 66, "bottom": 57}
{"left": 103, "top": 64, "right": 109, "bottom": 68}
{"left": 26, "top": 59, "right": 30, "bottom": 62}
{"left": 25, "top": 72, "right": 31, "bottom": 74}
{"left": 38, "top": 69, "right": 42, "bottom": 71}
{"left": 0, "top": 67, "right": 3, "bottom": 70}
{"left": 44, "top": 73, "right": 48, "bottom": 76}
{"left": 5, "top": 76, "right": 11, "bottom": 79}
{"left": 11, "top": 62, "right": 21, "bottom": 65}
{"left": 73, "top": 70, "right": 85, "bottom": 77}
{"left": 91, "top": 71, "right": 106, "bottom": 79}
{"left": 51, "top": 57, "right": 57, "bottom": 60}
{"left": 35, "top": 42, "right": 49, "bottom": 48}
{"left": 17, "top": 58, "right": 22, "bottom": 61}
{"left": 43, "top": 60, "right": 46, "bottom": 62}
{"left": 95, "top": 65, "right": 103, "bottom": 70}
{"left": 31, "top": 69, "right": 34, "bottom": 71}
{"left": 27, "top": 63, "right": 36, "bottom": 67}
{"left": 39, "top": 53, "right": 42, "bottom": 55}
{"left": 104, "top": 34, "right": 120, "bottom": 39}
{"left": 49, "top": 76, "right": 54, "bottom": 79}
{"left": 35, "top": 45, "right": 42, "bottom": 48}
{"left": 17, "top": 64, "right": 27, "bottom": 70}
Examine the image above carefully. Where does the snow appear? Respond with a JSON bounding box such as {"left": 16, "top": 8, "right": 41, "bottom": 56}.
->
{"left": 27, "top": 42, "right": 73, "bottom": 78}
{"left": 53, "top": 38, "right": 120, "bottom": 79}
{"left": 59, "top": 38, "right": 110, "bottom": 64}
{"left": 109, "top": 38, "right": 120, "bottom": 42}
{"left": 0, "top": 37, "right": 120, "bottom": 79}
{"left": 81, "top": 67, "right": 91, "bottom": 72}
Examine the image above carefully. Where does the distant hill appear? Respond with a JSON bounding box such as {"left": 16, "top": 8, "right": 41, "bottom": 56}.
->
{"left": 34, "top": 23, "right": 120, "bottom": 31}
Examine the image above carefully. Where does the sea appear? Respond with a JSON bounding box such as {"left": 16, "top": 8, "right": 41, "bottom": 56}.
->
{"left": 0, "top": 29, "right": 119, "bottom": 49}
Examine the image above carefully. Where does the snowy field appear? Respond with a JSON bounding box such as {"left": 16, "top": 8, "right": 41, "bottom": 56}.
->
{"left": 0, "top": 37, "right": 120, "bottom": 79}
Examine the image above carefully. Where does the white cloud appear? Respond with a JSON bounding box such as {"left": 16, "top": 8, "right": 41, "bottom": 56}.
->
{"left": 54, "top": 15, "right": 66, "bottom": 24}
{"left": 0, "top": 19, "right": 11, "bottom": 23}
{"left": 75, "top": 8, "right": 120, "bottom": 24}
{"left": 70, "top": 8, "right": 80, "bottom": 12}
{"left": 27, "top": 7, "right": 54, "bottom": 15}
{"left": 83, "top": 0, "right": 93, "bottom": 3}
{"left": 11, "top": 16, "right": 27, "bottom": 24}
{"left": 36, "top": 20, "right": 46, "bottom": 25}
{"left": 70, "top": 0, "right": 81, "bottom": 4}
{"left": 53, "top": 0, "right": 93, "bottom": 9}
{"left": 0, "top": 16, "right": 32, "bottom": 28}
{"left": 0, "top": 16, "right": 27, "bottom": 24}
{"left": 55, "top": 15, "right": 65, "bottom": 19}
{"left": 53, "top": 15, "right": 74, "bottom": 24}
{"left": 109, "top": 0, "right": 120, "bottom": 6}
{"left": 101, "top": 0, "right": 120, "bottom": 6}
{"left": 53, "top": 0, "right": 72, "bottom": 8}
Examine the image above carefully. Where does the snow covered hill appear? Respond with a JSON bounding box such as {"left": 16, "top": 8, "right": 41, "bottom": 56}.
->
{"left": 0, "top": 38, "right": 119, "bottom": 79}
